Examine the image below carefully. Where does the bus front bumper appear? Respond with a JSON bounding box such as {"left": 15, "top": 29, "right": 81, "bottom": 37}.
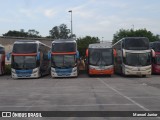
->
{"left": 89, "top": 69, "right": 114, "bottom": 75}
{"left": 89, "top": 65, "right": 114, "bottom": 75}
{"left": 123, "top": 65, "right": 151, "bottom": 75}
{"left": 51, "top": 67, "right": 78, "bottom": 78}
{"left": 11, "top": 68, "right": 40, "bottom": 79}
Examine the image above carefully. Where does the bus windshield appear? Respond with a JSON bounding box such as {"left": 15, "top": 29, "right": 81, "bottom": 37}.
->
{"left": 52, "top": 55, "right": 76, "bottom": 68}
{"left": 125, "top": 52, "right": 151, "bottom": 66}
{"left": 12, "top": 56, "right": 37, "bottom": 69}
{"left": 124, "top": 38, "right": 149, "bottom": 50}
{"left": 13, "top": 43, "right": 37, "bottom": 53}
{"left": 52, "top": 43, "right": 76, "bottom": 52}
{"left": 89, "top": 49, "right": 113, "bottom": 66}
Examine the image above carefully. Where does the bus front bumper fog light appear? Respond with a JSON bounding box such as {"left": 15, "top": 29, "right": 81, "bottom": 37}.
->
{"left": 33, "top": 69, "right": 38, "bottom": 73}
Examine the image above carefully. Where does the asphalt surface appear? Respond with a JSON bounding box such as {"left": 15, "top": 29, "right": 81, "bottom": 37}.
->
{"left": 0, "top": 73, "right": 160, "bottom": 120}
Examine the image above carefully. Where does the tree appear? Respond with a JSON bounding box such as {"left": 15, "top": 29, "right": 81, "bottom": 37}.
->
{"left": 28, "top": 29, "right": 40, "bottom": 38}
{"left": 3, "top": 30, "right": 28, "bottom": 37}
{"left": 3, "top": 29, "right": 41, "bottom": 38}
{"left": 59, "top": 24, "right": 70, "bottom": 39}
{"left": 49, "top": 26, "right": 60, "bottom": 39}
{"left": 77, "top": 36, "right": 100, "bottom": 57}
{"left": 49, "top": 24, "right": 75, "bottom": 39}
{"left": 112, "top": 29, "right": 160, "bottom": 44}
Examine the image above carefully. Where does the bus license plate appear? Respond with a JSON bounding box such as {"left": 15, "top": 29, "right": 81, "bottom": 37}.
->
{"left": 137, "top": 72, "right": 141, "bottom": 75}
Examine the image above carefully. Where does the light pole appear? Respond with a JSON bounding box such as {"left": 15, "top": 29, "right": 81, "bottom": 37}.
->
{"left": 102, "top": 37, "right": 104, "bottom": 43}
{"left": 132, "top": 24, "right": 134, "bottom": 30}
{"left": 68, "top": 10, "right": 73, "bottom": 38}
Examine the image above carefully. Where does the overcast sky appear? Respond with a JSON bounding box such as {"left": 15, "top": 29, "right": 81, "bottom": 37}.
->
{"left": 0, "top": 0, "right": 160, "bottom": 41}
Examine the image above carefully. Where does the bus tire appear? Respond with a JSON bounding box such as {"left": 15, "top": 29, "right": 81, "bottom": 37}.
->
{"left": 88, "top": 74, "right": 92, "bottom": 77}
{"left": 142, "top": 75, "right": 146, "bottom": 77}
{"left": 108, "top": 75, "right": 111, "bottom": 77}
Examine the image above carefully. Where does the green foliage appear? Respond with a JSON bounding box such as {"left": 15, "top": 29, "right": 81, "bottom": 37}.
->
{"left": 49, "top": 24, "right": 76, "bottom": 39}
{"left": 77, "top": 36, "right": 100, "bottom": 57}
{"left": 112, "top": 29, "right": 160, "bottom": 44}
{"left": 5, "top": 64, "right": 11, "bottom": 75}
{"left": 3, "top": 30, "right": 28, "bottom": 37}
{"left": 27, "top": 29, "right": 40, "bottom": 38}
{"left": 3, "top": 29, "right": 41, "bottom": 38}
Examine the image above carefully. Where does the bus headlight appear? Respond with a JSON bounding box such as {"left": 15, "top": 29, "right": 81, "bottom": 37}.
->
{"left": 73, "top": 68, "right": 77, "bottom": 72}
{"left": 51, "top": 68, "right": 55, "bottom": 72}
{"left": 89, "top": 66, "right": 96, "bottom": 70}
{"left": 33, "top": 69, "right": 38, "bottom": 73}
{"left": 12, "top": 70, "right": 16, "bottom": 73}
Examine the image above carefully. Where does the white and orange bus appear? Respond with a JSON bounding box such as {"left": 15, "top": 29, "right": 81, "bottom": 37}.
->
{"left": 86, "top": 43, "right": 115, "bottom": 76}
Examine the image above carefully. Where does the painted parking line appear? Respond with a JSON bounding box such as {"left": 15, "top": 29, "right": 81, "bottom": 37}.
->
{"left": 97, "top": 78, "right": 149, "bottom": 111}
{"left": 98, "top": 78, "right": 160, "bottom": 119}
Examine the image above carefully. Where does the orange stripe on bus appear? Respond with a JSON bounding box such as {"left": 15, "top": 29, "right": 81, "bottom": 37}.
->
{"left": 52, "top": 52, "right": 76, "bottom": 55}
{"left": 12, "top": 53, "right": 37, "bottom": 56}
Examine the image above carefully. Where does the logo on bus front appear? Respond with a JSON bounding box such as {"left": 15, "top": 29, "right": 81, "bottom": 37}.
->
{"left": 99, "top": 65, "right": 105, "bottom": 69}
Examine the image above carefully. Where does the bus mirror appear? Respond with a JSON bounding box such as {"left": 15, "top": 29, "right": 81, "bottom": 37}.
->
{"left": 76, "top": 51, "right": 79, "bottom": 59}
{"left": 86, "top": 49, "right": 88, "bottom": 57}
{"left": 151, "top": 49, "right": 155, "bottom": 58}
{"left": 48, "top": 52, "right": 51, "bottom": 60}
{"left": 7, "top": 53, "right": 10, "bottom": 60}
{"left": 113, "top": 49, "right": 116, "bottom": 57}
{"left": 37, "top": 52, "right": 40, "bottom": 60}
{"left": 123, "top": 49, "right": 126, "bottom": 57}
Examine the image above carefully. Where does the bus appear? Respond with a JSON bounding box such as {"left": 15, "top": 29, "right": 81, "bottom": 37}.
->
{"left": 85, "top": 43, "right": 115, "bottom": 76}
{"left": 0, "top": 44, "right": 5, "bottom": 75}
{"left": 49, "top": 39, "right": 79, "bottom": 77}
{"left": 11, "top": 40, "right": 50, "bottom": 78}
{"left": 150, "top": 41, "right": 160, "bottom": 74}
{"left": 113, "top": 37, "right": 152, "bottom": 76}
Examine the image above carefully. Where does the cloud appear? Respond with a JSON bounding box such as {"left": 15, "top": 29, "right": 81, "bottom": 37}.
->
{"left": 43, "top": 9, "right": 57, "bottom": 18}
{"left": 70, "top": 4, "right": 95, "bottom": 19}
{"left": 19, "top": 7, "right": 58, "bottom": 19}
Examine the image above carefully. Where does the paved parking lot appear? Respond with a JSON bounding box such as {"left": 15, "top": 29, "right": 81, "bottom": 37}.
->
{"left": 0, "top": 73, "right": 160, "bottom": 120}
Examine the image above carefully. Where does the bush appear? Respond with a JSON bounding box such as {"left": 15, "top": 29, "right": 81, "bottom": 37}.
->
{"left": 5, "top": 64, "right": 11, "bottom": 75}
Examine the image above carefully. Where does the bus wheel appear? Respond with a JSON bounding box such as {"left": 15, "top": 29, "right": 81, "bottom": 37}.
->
{"left": 142, "top": 75, "right": 146, "bottom": 78}
{"left": 88, "top": 74, "right": 92, "bottom": 77}
{"left": 108, "top": 75, "right": 111, "bottom": 77}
